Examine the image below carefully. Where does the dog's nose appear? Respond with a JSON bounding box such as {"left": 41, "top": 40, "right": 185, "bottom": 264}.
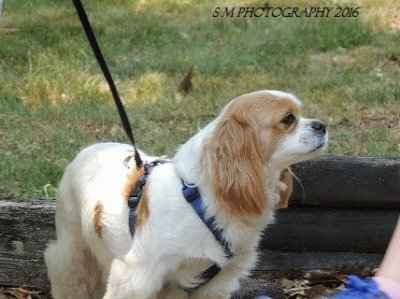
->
{"left": 311, "top": 121, "right": 327, "bottom": 134}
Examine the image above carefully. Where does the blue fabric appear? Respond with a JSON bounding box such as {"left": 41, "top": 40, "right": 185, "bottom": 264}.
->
{"left": 128, "top": 173, "right": 147, "bottom": 236}
{"left": 127, "top": 162, "right": 233, "bottom": 292}
{"left": 128, "top": 195, "right": 140, "bottom": 236}
{"left": 128, "top": 162, "right": 233, "bottom": 261}
{"left": 182, "top": 184, "right": 233, "bottom": 259}
{"left": 181, "top": 183, "right": 234, "bottom": 291}
{"left": 128, "top": 161, "right": 167, "bottom": 236}
{"left": 331, "top": 276, "right": 389, "bottom": 299}
{"left": 183, "top": 263, "right": 222, "bottom": 293}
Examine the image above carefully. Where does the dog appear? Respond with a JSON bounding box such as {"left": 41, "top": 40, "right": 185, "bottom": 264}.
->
{"left": 45, "top": 90, "right": 328, "bottom": 299}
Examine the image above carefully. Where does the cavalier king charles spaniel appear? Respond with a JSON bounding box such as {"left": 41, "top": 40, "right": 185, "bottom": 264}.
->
{"left": 45, "top": 90, "right": 328, "bottom": 299}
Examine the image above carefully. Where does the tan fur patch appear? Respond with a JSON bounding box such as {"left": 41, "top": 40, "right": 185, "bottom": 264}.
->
{"left": 136, "top": 186, "right": 150, "bottom": 230}
{"left": 278, "top": 168, "right": 293, "bottom": 209}
{"left": 94, "top": 202, "right": 104, "bottom": 238}
{"left": 123, "top": 166, "right": 150, "bottom": 230}
{"left": 201, "top": 93, "right": 301, "bottom": 218}
{"left": 124, "top": 167, "right": 145, "bottom": 202}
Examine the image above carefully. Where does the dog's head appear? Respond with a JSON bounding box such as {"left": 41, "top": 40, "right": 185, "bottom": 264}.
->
{"left": 201, "top": 90, "right": 328, "bottom": 217}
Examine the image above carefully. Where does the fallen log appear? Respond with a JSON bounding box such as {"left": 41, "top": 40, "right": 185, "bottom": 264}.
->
{"left": 291, "top": 155, "right": 400, "bottom": 208}
{"left": 0, "top": 200, "right": 55, "bottom": 289}
{"left": 0, "top": 201, "right": 397, "bottom": 288}
{"left": 256, "top": 250, "right": 384, "bottom": 271}
{"left": 262, "top": 207, "right": 399, "bottom": 253}
{"left": 0, "top": 155, "right": 399, "bottom": 288}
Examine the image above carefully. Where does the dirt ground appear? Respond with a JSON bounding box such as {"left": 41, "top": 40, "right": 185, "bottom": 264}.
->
{"left": 0, "top": 265, "right": 376, "bottom": 299}
{"left": 257, "top": 265, "right": 376, "bottom": 298}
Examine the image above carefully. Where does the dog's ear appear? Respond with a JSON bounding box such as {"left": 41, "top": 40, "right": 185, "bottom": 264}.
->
{"left": 202, "top": 116, "right": 267, "bottom": 217}
{"left": 277, "top": 168, "right": 293, "bottom": 209}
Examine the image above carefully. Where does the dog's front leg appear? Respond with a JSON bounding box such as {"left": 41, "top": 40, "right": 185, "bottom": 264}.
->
{"left": 103, "top": 258, "right": 163, "bottom": 299}
{"left": 159, "top": 282, "right": 189, "bottom": 299}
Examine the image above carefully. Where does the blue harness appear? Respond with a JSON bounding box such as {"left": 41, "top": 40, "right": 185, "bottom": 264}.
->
{"left": 127, "top": 161, "right": 233, "bottom": 291}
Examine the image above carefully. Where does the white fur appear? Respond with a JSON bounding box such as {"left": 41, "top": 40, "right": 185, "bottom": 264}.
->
{"left": 45, "top": 90, "right": 328, "bottom": 299}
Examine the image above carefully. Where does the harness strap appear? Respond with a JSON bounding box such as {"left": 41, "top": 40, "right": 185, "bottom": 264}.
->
{"left": 182, "top": 184, "right": 233, "bottom": 259}
{"left": 127, "top": 161, "right": 233, "bottom": 291}
{"left": 128, "top": 161, "right": 167, "bottom": 236}
{"left": 184, "top": 264, "right": 222, "bottom": 292}
{"left": 128, "top": 169, "right": 148, "bottom": 236}
{"left": 181, "top": 183, "right": 233, "bottom": 292}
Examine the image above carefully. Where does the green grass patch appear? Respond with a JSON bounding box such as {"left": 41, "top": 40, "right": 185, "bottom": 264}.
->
{"left": 0, "top": 0, "right": 399, "bottom": 200}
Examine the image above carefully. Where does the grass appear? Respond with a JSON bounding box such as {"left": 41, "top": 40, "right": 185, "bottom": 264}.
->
{"left": 0, "top": 0, "right": 399, "bottom": 200}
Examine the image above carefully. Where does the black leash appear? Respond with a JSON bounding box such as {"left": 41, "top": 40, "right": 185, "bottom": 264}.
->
{"left": 72, "top": 0, "right": 143, "bottom": 169}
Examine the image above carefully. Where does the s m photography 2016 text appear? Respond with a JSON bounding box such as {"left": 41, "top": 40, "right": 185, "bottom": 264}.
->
{"left": 212, "top": 6, "right": 360, "bottom": 18}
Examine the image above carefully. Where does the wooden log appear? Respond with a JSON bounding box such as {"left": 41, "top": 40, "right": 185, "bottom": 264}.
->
{"left": 1, "top": 199, "right": 398, "bottom": 288}
{"left": 262, "top": 207, "right": 399, "bottom": 253}
{"left": 1, "top": 154, "right": 399, "bottom": 287}
{"left": 290, "top": 155, "right": 400, "bottom": 208}
{"left": 0, "top": 200, "right": 55, "bottom": 289}
{"left": 256, "top": 250, "right": 384, "bottom": 271}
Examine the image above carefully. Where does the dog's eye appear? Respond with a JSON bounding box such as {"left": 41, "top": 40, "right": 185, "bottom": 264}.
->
{"left": 282, "top": 113, "right": 296, "bottom": 127}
